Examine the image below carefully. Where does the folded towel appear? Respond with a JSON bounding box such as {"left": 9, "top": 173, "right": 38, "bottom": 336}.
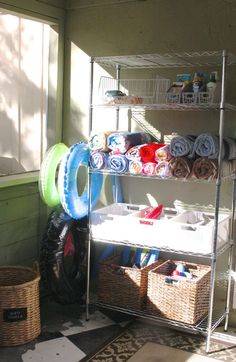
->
{"left": 193, "top": 133, "right": 224, "bottom": 159}
{"left": 155, "top": 144, "right": 172, "bottom": 162}
{"left": 192, "top": 158, "right": 217, "bottom": 180}
{"left": 89, "top": 151, "right": 108, "bottom": 170}
{"left": 129, "top": 160, "right": 143, "bottom": 174}
{"left": 88, "top": 131, "right": 116, "bottom": 152}
{"left": 169, "top": 157, "right": 193, "bottom": 179}
{"left": 139, "top": 143, "right": 165, "bottom": 163}
{"left": 170, "top": 135, "right": 196, "bottom": 157}
{"left": 155, "top": 161, "right": 172, "bottom": 178}
{"left": 107, "top": 132, "right": 151, "bottom": 154}
{"left": 142, "top": 162, "right": 157, "bottom": 175}
{"left": 107, "top": 154, "right": 129, "bottom": 173}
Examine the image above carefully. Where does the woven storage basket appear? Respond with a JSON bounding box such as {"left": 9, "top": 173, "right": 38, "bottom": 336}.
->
{"left": 146, "top": 260, "right": 211, "bottom": 324}
{"left": 0, "top": 265, "right": 41, "bottom": 346}
{"left": 97, "top": 255, "right": 163, "bottom": 311}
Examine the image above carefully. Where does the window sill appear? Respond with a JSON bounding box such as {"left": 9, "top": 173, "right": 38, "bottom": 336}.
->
{"left": 0, "top": 171, "right": 39, "bottom": 188}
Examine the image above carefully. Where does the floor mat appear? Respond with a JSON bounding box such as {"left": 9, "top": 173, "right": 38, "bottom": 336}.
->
{"left": 84, "top": 320, "right": 236, "bottom": 361}
{"left": 127, "top": 342, "right": 221, "bottom": 361}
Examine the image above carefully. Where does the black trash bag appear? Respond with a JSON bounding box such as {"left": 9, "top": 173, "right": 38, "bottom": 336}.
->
{"left": 40, "top": 208, "right": 88, "bottom": 304}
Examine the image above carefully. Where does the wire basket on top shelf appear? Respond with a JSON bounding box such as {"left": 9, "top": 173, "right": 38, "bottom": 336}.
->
{"left": 146, "top": 259, "right": 211, "bottom": 324}
{"left": 0, "top": 265, "right": 41, "bottom": 346}
{"left": 98, "top": 76, "right": 170, "bottom": 105}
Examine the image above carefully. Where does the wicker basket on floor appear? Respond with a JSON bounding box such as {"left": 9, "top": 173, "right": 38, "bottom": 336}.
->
{"left": 146, "top": 259, "right": 211, "bottom": 324}
{"left": 98, "top": 255, "right": 163, "bottom": 311}
{"left": 0, "top": 265, "right": 41, "bottom": 346}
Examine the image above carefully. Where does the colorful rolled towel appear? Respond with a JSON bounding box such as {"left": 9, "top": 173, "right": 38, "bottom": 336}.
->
{"left": 107, "top": 154, "right": 129, "bottom": 173}
{"left": 170, "top": 135, "right": 196, "bottom": 157}
{"left": 129, "top": 160, "right": 143, "bottom": 174}
{"left": 89, "top": 151, "right": 108, "bottom": 170}
{"left": 107, "top": 132, "right": 151, "bottom": 154}
{"left": 139, "top": 142, "right": 165, "bottom": 163}
{"left": 193, "top": 133, "right": 224, "bottom": 159}
{"left": 192, "top": 157, "right": 218, "bottom": 180}
{"left": 125, "top": 144, "right": 144, "bottom": 161}
{"left": 88, "top": 131, "right": 117, "bottom": 152}
{"left": 142, "top": 162, "right": 157, "bottom": 175}
{"left": 155, "top": 144, "right": 172, "bottom": 162}
{"left": 169, "top": 157, "right": 193, "bottom": 179}
{"left": 155, "top": 161, "right": 172, "bottom": 178}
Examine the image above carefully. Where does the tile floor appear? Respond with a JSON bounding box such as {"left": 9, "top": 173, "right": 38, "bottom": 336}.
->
{"left": 0, "top": 296, "right": 132, "bottom": 362}
{"left": 1, "top": 295, "right": 236, "bottom": 362}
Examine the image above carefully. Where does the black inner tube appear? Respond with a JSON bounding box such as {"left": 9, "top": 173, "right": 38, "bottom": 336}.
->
{"left": 40, "top": 208, "right": 87, "bottom": 304}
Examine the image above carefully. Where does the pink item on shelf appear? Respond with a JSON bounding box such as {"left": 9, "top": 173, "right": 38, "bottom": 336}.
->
{"left": 129, "top": 160, "right": 143, "bottom": 174}
{"left": 145, "top": 204, "right": 164, "bottom": 219}
{"left": 142, "top": 162, "right": 157, "bottom": 175}
{"left": 155, "top": 144, "right": 172, "bottom": 162}
{"left": 139, "top": 143, "right": 165, "bottom": 163}
{"left": 155, "top": 161, "right": 172, "bottom": 178}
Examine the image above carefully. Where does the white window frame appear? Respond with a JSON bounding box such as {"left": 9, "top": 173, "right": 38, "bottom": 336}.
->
{"left": 0, "top": 3, "right": 64, "bottom": 188}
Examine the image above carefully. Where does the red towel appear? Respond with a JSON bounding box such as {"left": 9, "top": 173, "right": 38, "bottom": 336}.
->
{"left": 139, "top": 143, "right": 165, "bottom": 163}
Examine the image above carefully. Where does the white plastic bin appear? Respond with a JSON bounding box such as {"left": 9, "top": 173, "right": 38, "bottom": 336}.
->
{"left": 129, "top": 209, "right": 229, "bottom": 254}
{"left": 169, "top": 211, "right": 229, "bottom": 253}
{"left": 91, "top": 203, "right": 148, "bottom": 242}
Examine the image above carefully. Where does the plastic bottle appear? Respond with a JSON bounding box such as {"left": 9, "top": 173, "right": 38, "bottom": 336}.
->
{"left": 207, "top": 71, "right": 221, "bottom": 103}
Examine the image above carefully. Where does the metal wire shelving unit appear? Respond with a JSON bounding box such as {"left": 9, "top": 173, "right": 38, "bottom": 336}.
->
{"left": 86, "top": 50, "right": 236, "bottom": 353}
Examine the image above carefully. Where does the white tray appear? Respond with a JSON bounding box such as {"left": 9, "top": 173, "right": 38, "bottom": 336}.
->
{"left": 91, "top": 203, "right": 148, "bottom": 242}
{"left": 91, "top": 204, "right": 230, "bottom": 254}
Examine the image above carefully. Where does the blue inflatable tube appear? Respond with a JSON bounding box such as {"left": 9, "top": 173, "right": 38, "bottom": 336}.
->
{"left": 58, "top": 143, "right": 103, "bottom": 219}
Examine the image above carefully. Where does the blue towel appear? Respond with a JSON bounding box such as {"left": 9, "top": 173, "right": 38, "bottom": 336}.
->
{"left": 170, "top": 135, "right": 196, "bottom": 157}
{"left": 107, "top": 154, "right": 129, "bottom": 173}
{"left": 193, "top": 133, "right": 223, "bottom": 159}
{"left": 107, "top": 132, "right": 151, "bottom": 154}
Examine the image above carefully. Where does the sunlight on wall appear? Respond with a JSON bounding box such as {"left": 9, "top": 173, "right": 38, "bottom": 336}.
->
{"left": 0, "top": 12, "right": 49, "bottom": 175}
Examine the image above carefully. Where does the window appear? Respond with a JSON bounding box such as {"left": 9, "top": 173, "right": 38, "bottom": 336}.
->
{"left": 0, "top": 11, "right": 52, "bottom": 179}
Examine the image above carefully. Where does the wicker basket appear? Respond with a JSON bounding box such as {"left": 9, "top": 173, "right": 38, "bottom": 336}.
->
{"left": 146, "top": 260, "right": 211, "bottom": 324}
{"left": 98, "top": 255, "right": 163, "bottom": 311}
{"left": 0, "top": 265, "right": 41, "bottom": 346}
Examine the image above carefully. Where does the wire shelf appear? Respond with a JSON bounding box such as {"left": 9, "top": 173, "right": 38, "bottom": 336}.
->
{"left": 93, "top": 51, "right": 236, "bottom": 68}
{"left": 91, "top": 237, "right": 230, "bottom": 259}
{"left": 95, "top": 302, "right": 226, "bottom": 334}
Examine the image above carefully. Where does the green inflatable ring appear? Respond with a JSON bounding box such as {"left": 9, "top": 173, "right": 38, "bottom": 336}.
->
{"left": 39, "top": 143, "right": 69, "bottom": 207}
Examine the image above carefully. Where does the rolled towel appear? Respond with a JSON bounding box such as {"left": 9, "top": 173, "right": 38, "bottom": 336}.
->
{"left": 169, "top": 157, "right": 193, "bottom": 179}
{"left": 193, "top": 158, "right": 236, "bottom": 179}
{"left": 125, "top": 144, "right": 144, "bottom": 161}
{"left": 155, "top": 144, "right": 172, "bottom": 162}
{"left": 88, "top": 131, "right": 116, "bottom": 152}
{"left": 139, "top": 142, "right": 165, "bottom": 163}
{"left": 193, "top": 133, "right": 224, "bottom": 159}
{"left": 89, "top": 151, "right": 108, "bottom": 170}
{"left": 129, "top": 160, "right": 143, "bottom": 174}
{"left": 107, "top": 132, "right": 151, "bottom": 154}
{"left": 155, "top": 161, "right": 172, "bottom": 178}
{"left": 142, "top": 162, "right": 157, "bottom": 175}
{"left": 224, "top": 137, "right": 236, "bottom": 160}
{"left": 107, "top": 154, "right": 129, "bottom": 173}
{"left": 192, "top": 157, "right": 218, "bottom": 180}
{"left": 170, "top": 135, "right": 196, "bottom": 157}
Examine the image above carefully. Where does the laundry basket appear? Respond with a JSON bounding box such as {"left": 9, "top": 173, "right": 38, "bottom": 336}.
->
{"left": 0, "top": 265, "right": 41, "bottom": 346}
